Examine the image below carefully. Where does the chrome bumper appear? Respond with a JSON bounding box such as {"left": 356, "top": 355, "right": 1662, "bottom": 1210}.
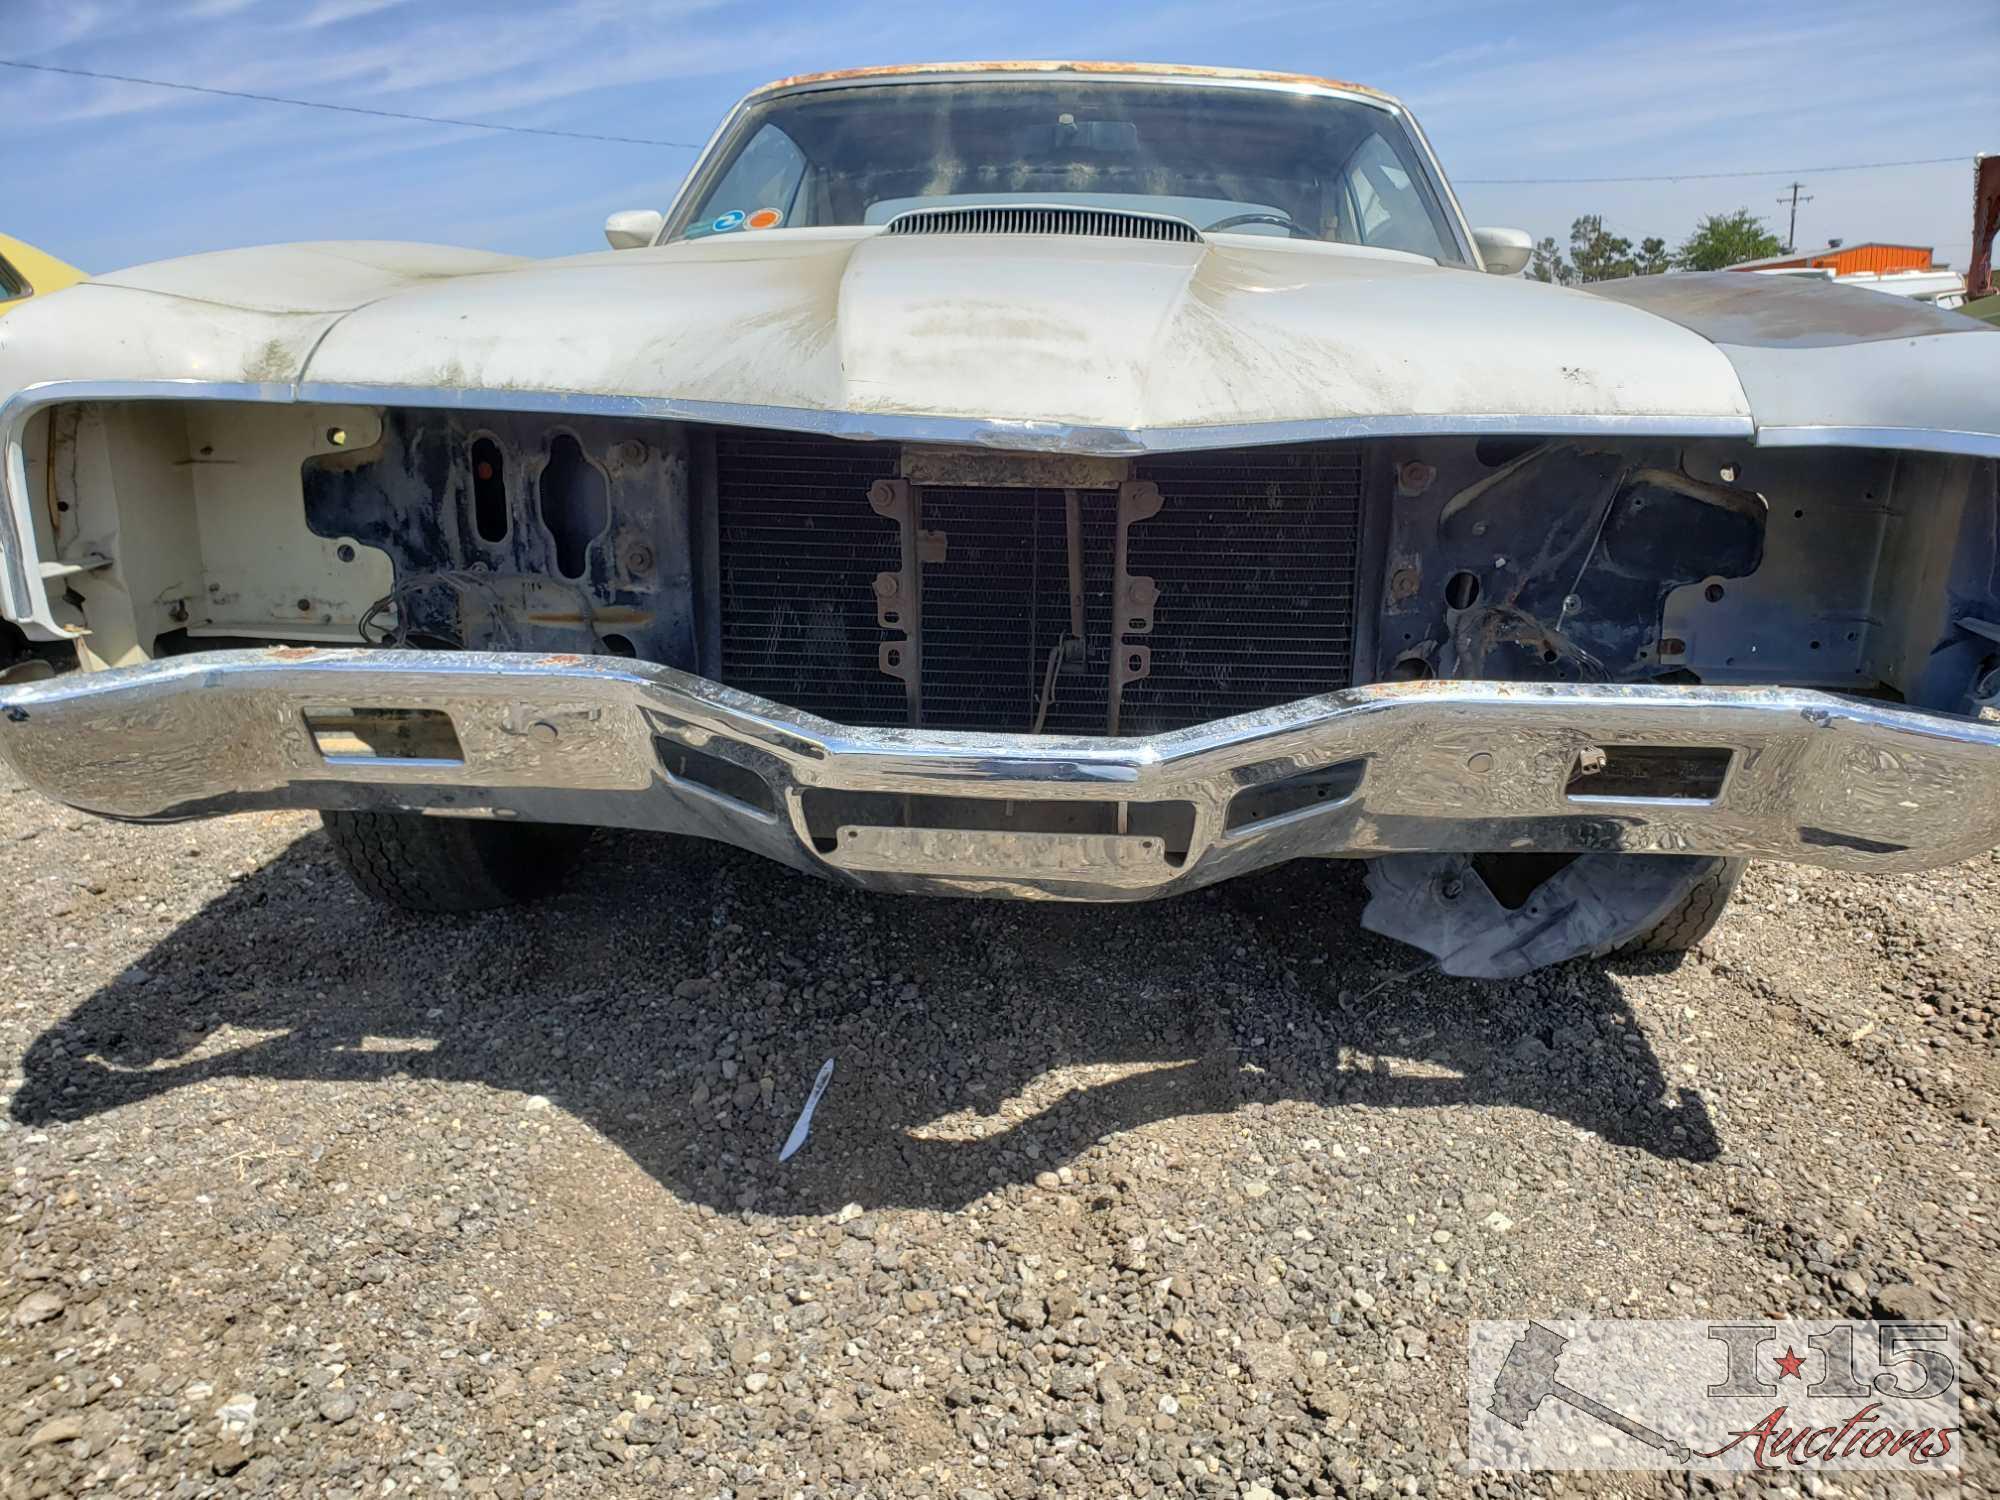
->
{"left": 3, "top": 648, "right": 1997, "bottom": 899}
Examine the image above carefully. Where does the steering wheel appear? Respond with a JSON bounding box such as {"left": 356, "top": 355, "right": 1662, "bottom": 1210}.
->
{"left": 1202, "top": 211, "right": 1305, "bottom": 236}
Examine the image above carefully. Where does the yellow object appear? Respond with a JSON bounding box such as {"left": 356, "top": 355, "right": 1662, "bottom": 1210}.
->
{"left": 0, "top": 234, "right": 85, "bottom": 315}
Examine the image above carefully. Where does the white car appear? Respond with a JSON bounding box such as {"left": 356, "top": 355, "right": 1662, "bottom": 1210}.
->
{"left": 2, "top": 62, "right": 1998, "bottom": 977}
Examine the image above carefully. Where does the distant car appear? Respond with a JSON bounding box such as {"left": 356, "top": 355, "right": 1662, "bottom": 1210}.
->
{"left": 1, "top": 62, "right": 1998, "bottom": 979}
{"left": 0, "top": 234, "right": 83, "bottom": 316}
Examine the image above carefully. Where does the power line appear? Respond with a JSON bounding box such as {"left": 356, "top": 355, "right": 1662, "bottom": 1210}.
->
{"left": 0, "top": 57, "right": 703, "bottom": 150}
{"left": 3, "top": 57, "right": 1973, "bottom": 184}
{"left": 1459, "top": 156, "right": 1961, "bottom": 185}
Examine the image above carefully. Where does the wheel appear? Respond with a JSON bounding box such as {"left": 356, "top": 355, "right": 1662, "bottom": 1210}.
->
{"left": 1612, "top": 857, "right": 1746, "bottom": 956}
{"left": 320, "top": 810, "right": 590, "bottom": 913}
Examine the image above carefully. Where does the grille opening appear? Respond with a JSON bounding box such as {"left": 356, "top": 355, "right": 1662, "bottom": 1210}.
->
{"left": 1566, "top": 745, "right": 1733, "bottom": 801}
{"left": 714, "top": 432, "right": 906, "bottom": 726}
{"left": 713, "top": 434, "right": 1363, "bottom": 735}
{"left": 538, "top": 433, "right": 609, "bottom": 580}
{"left": 305, "top": 708, "right": 462, "bottom": 764}
{"left": 800, "top": 789, "right": 1196, "bottom": 865}
{"left": 1225, "top": 759, "right": 1366, "bottom": 831}
{"left": 655, "top": 740, "right": 776, "bottom": 816}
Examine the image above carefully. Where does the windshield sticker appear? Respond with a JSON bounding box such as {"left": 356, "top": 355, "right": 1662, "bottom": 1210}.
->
{"left": 747, "top": 207, "right": 784, "bottom": 230}
{"left": 709, "top": 209, "right": 746, "bottom": 234}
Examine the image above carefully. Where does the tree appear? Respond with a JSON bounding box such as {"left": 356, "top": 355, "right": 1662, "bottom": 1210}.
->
{"left": 1674, "top": 209, "right": 1783, "bottom": 271}
{"left": 1528, "top": 235, "right": 1572, "bottom": 285}
{"left": 1568, "top": 214, "right": 1637, "bottom": 283}
{"left": 1636, "top": 236, "right": 1670, "bottom": 276}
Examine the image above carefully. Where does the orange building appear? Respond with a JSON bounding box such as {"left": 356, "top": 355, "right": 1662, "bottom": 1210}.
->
{"left": 1727, "top": 241, "right": 1934, "bottom": 275}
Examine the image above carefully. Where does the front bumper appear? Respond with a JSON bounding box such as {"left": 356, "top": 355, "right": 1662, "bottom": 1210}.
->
{"left": 3, "top": 648, "right": 1997, "bottom": 899}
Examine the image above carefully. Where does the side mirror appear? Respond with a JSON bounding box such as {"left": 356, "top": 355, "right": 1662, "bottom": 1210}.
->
{"left": 1472, "top": 226, "right": 1533, "bottom": 276}
{"left": 604, "top": 209, "right": 665, "bottom": 251}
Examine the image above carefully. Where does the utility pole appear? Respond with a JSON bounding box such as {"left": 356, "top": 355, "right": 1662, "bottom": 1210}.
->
{"left": 1777, "top": 181, "right": 1813, "bottom": 253}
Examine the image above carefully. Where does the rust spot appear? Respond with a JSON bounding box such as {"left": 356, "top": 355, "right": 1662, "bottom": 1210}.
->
{"left": 752, "top": 60, "right": 1389, "bottom": 102}
{"left": 267, "top": 646, "right": 319, "bottom": 660}
{"left": 521, "top": 608, "right": 656, "bottom": 628}
{"left": 538, "top": 654, "right": 586, "bottom": 666}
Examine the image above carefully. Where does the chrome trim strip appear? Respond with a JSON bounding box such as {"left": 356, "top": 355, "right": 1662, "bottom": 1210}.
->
{"left": 4, "top": 648, "right": 1997, "bottom": 899}
{"left": 1753, "top": 424, "right": 2000, "bottom": 459}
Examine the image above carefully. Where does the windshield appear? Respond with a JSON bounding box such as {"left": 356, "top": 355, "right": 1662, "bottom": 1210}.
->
{"left": 671, "top": 79, "right": 1467, "bottom": 263}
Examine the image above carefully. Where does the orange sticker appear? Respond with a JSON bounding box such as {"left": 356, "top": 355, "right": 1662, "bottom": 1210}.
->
{"left": 746, "top": 207, "right": 784, "bottom": 230}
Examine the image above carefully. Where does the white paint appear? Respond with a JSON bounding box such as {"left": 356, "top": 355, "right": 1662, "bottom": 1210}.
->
{"left": 0, "top": 231, "right": 1751, "bottom": 435}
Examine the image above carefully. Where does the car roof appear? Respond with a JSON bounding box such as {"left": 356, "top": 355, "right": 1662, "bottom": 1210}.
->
{"left": 750, "top": 61, "right": 1394, "bottom": 105}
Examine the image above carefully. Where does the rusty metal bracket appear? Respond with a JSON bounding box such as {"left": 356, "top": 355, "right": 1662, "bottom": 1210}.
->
{"left": 1108, "top": 479, "right": 1162, "bottom": 735}
{"left": 868, "top": 477, "right": 922, "bottom": 723}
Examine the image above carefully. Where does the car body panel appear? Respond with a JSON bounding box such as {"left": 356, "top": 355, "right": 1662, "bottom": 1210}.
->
{"left": 1587, "top": 271, "right": 2000, "bottom": 448}
{"left": 0, "top": 234, "right": 86, "bottom": 316}
{"left": 3, "top": 231, "right": 1755, "bottom": 436}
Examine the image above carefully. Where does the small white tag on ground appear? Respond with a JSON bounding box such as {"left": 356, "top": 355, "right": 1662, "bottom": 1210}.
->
{"left": 778, "top": 1058, "right": 835, "bottom": 1162}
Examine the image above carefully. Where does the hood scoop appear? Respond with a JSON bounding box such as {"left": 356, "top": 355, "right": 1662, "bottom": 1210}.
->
{"left": 882, "top": 204, "right": 1203, "bottom": 243}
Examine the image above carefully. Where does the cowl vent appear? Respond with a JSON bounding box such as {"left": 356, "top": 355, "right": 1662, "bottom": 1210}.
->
{"left": 883, "top": 204, "right": 1203, "bottom": 243}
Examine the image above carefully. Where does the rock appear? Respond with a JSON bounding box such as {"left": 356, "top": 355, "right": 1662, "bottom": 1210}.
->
{"left": 1305, "top": 1384, "right": 1352, "bottom": 1424}
{"left": 13, "top": 1289, "right": 65, "bottom": 1326}
{"left": 1003, "top": 1294, "right": 1047, "bottom": 1331}
{"left": 1874, "top": 1282, "right": 1946, "bottom": 1319}
{"left": 743, "top": 1372, "right": 771, "bottom": 1393}
{"left": 1241, "top": 1341, "right": 1296, "bottom": 1386}
{"left": 23, "top": 1415, "right": 83, "bottom": 1449}
{"left": 1482, "top": 1212, "right": 1516, "bottom": 1234}
{"left": 211, "top": 1435, "right": 252, "bottom": 1475}
{"left": 523, "top": 1095, "right": 552, "bottom": 1112}
{"left": 319, "top": 1392, "right": 358, "bottom": 1422}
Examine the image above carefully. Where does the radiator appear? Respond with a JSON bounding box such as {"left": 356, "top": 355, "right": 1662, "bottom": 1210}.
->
{"left": 715, "top": 432, "right": 1365, "bottom": 734}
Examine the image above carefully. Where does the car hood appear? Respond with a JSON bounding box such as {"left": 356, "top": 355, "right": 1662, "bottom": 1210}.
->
{"left": 311, "top": 232, "right": 1761, "bottom": 434}
{"left": 6, "top": 233, "right": 1994, "bottom": 449}
{"left": 1, "top": 233, "right": 1753, "bottom": 442}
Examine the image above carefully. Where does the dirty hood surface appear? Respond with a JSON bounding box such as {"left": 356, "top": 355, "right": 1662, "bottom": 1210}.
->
{"left": 4, "top": 233, "right": 1761, "bottom": 438}
{"left": 307, "top": 232, "right": 1756, "bottom": 431}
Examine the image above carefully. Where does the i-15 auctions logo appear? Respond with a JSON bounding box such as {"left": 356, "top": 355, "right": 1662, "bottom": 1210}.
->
{"left": 1467, "top": 1320, "right": 1961, "bottom": 1471}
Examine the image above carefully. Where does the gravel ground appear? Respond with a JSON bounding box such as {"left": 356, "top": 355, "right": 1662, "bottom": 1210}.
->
{"left": 0, "top": 767, "right": 1994, "bottom": 1496}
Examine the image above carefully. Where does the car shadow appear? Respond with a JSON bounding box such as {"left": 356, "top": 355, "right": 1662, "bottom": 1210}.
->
{"left": 9, "top": 826, "right": 1720, "bottom": 1212}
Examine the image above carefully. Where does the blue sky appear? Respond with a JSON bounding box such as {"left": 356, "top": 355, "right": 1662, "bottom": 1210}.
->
{"left": 9, "top": 0, "right": 1997, "bottom": 275}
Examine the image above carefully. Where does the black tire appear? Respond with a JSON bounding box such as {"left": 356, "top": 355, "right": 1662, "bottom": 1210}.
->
{"left": 1613, "top": 857, "right": 1746, "bottom": 956}
{"left": 320, "top": 810, "right": 590, "bottom": 913}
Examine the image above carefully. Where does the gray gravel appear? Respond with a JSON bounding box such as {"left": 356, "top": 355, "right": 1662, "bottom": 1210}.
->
{"left": 0, "top": 768, "right": 1994, "bottom": 1497}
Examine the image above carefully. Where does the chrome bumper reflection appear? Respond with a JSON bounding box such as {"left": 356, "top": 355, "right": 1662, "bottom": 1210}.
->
{"left": 3, "top": 648, "right": 1997, "bottom": 899}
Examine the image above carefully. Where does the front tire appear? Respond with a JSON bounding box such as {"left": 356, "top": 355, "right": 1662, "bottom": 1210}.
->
{"left": 321, "top": 810, "right": 590, "bottom": 913}
{"left": 1613, "top": 857, "right": 1746, "bottom": 956}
